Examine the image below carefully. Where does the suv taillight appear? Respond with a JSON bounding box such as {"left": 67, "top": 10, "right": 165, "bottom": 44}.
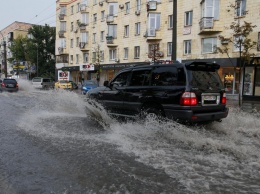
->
{"left": 222, "top": 92, "right": 227, "bottom": 104}
{"left": 1, "top": 83, "right": 5, "bottom": 87}
{"left": 180, "top": 92, "right": 197, "bottom": 106}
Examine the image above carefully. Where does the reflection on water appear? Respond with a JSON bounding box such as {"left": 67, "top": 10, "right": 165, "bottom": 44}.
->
{"left": 6, "top": 79, "right": 260, "bottom": 193}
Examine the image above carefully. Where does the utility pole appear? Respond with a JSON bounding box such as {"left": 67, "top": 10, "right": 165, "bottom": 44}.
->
{"left": 0, "top": 32, "right": 7, "bottom": 78}
{"left": 171, "top": 0, "right": 177, "bottom": 61}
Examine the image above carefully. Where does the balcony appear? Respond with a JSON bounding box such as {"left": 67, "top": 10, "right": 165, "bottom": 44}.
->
{"left": 79, "top": 42, "right": 90, "bottom": 50}
{"left": 143, "top": 28, "right": 162, "bottom": 41}
{"left": 199, "top": 17, "right": 223, "bottom": 35}
{"left": 106, "top": 15, "right": 114, "bottom": 23}
{"left": 80, "top": 4, "right": 87, "bottom": 12}
{"left": 56, "top": 55, "right": 69, "bottom": 63}
{"left": 59, "top": 13, "right": 66, "bottom": 20}
{"left": 58, "top": 31, "right": 66, "bottom": 38}
{"left": 57, "top": 47, "right": 68, "bottom": 55}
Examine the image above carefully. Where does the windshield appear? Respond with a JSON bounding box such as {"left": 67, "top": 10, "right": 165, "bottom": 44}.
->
{"left": 83, "top": 81, "right": 96, "bottom": 85}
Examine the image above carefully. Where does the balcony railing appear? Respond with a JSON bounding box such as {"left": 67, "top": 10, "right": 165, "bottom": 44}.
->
{"left": 106, "top": 15, "right": 114, "bottom": 23}
{"left": 59, "top": 13, "right": 66, "bottom": 20}
{"left": 80, "top": 4, "right": 87, "bottom": 12}
{"left": 106, "top": 36, "right": 114, "bottom": 44}
{"left": 56, "top": 55, "right": 69, "bottom": 63}
{"left": 199, "top": 17, "right": 214, "bottom": 30}
{"left": 58, "top": 31, "right": 66, "bottom": 38}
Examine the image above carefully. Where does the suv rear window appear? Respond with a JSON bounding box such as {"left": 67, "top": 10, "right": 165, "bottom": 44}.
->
{"left": 151, "top": 67, "right": 186, "bottom": 86}
{"left": 188, "top": 71, "right": 222, "bottom": 89}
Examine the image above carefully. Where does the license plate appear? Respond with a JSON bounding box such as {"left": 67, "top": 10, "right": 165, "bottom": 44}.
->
{"left": 204, "top": 95, "right": 216, "bottom": 101}
{"left": 7, "top": 84, "right": 14, "bottom": 87}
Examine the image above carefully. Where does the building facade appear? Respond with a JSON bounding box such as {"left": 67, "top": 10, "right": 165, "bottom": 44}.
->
{"left": 55, "top": 0, "right": 260, "bottom": 100}
{"left": 0, "top": 21, "right": 33, "bottom": 78}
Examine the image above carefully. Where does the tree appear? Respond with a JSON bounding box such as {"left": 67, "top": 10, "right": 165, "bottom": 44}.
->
{"left": 26, "top": 24, "right": 56, "bottom": 79}
{"left": 216, "top": 1, "right": 257, "bottom": 106}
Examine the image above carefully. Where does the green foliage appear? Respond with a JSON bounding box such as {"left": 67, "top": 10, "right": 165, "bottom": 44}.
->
{"left": 9, "top": 24, "right": 56, "bottom": 79}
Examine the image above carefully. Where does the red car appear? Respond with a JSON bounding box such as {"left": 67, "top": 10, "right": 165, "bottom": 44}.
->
{"left": 0, "top": 78, "right": 19, "bottom": 92}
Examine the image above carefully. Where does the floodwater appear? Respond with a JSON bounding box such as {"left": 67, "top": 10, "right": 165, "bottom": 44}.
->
{"left": 0, "top": 79, "right": 260, "bottom": 194}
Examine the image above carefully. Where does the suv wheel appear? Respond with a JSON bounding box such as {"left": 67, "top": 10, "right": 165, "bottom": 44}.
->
{"left": 140, "top": 106, "right": 164, "bottom": 121}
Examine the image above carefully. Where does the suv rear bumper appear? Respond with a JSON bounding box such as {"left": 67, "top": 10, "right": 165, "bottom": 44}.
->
{"left": 164, "top": 107, "right": 229, "bottom": 122}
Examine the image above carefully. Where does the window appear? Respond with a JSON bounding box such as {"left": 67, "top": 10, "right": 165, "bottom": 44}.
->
{"left": 148, "top": 13, "right": 161, "bottom": 31}
{"left": 234, "top": 35, "right": 244, "bottom": 51}
{"left": 77, "top": 3, "right": 80, "bottom": 12}
{"left": 258, "top": 32, "right": 260, "bottom": 51}
{"left": 124, "top": 48, "right": 129, "bottom": 59}
{"left": 149, "top": 44, "right": 159, "bottom": 53}
{"left": 93, "top": 0, "right": 97, "bottom": 5}
{"left": 201, "top": 0, "right": 220, "bottom": 19}
{"left": 83, "top": 52, "right": 89, "bottom": 63}
{"left": 184, "top": 40, "right": 191, "bottom": 54}
{"left": 60, "top": 21, "right": 66, "bottom": 31}
{"left": 167, "top": 42, "right": 172, "bottom": 56}
{"left": 76, "top": 37, "right": 79, "bottom": 47}
{"left": 70, "top": 39, "right": 73, "bottom": 48}
{"left": 70, "top": 55, "right": 73, "bottom": 63}
{"left": 81, "top": 32, "right": 89, "bottom": 43}
{"left": 124, "top": 25, "right": 129, "bottom": 37}
{"left": 92, "top": 52, "right": 96, "bottom": 63}
{"left": 151, "top": 67, "right": 186, "bottom": 86}
{"left": 109, "top": 49, "right": 117, "bottom": 60}
{"left": 101, "top": 31, "right": 105, "bottom": 42}
{"left": 60, "top": 6, "right": 66, "bottom": 15}
{"left": 236, "top": 0, "right": 247, "bottom": 16}
{"left": 108, "top": 3, "right": 118, "bottom": 16}
{"left": 185, "top": 11, "right": 193, "bottom": 26}
{"left": 76, "top": 54, "right": 79, "bottom": 64}
{"left": 82, "top": 13, "right": 89, "bottom": 25}
{"left": 108, "top": 24, "right": 117, "bottom": 38}
{"left": 125, "top": 2, "right": 130, "bottom": 14}
{"left": 59, "top": 38, "right": 66, "bottom": 48}
{"left": 71, "top": 22, "right": 74, "bottom": 32}
{"left": 93, "top": 33, "right": 96, "bottom": 43}
{"left": 111, "top": 71, "right": 131, "bottom": 87}
{"left": 168, "top": 15, "right": 173, "bottom": 29}
{"left": 134, "top": 46, "right": 140, "bottom": 58}
{"left": 130, "top": 70, "right": 151, "bottom": 86}
{"left": 100, "top": 51, "right": 104, "bottom": 61}
{"left": 93, "top": 13, "right": 97, "bottom": 23}
{"left": 135, "top": 22, "right": 140, "bottom": 35}
{"left": 71, "top": 5, "right": 74, "bottom": 15}
{"left": 202, "top": 37, "right": 217, "bottom": 53}
{"left": 101, "top": 11, "right": 105, "bottom": 21}
{"left": 136, "top": 0, "right": 141, "bottom": 11}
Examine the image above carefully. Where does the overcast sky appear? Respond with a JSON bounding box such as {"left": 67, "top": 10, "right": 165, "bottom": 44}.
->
{"left": 0, "top": 0, "right": 56, "bottom": 30}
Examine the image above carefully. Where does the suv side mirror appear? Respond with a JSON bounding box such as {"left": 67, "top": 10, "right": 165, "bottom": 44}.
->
{"left": 103, "top": 80, "right": 109, "bottom": 87}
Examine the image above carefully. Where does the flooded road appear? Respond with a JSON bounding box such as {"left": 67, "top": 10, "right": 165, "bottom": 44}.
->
{"left": 0, "top": 80, "right": 260, "bottom": 194}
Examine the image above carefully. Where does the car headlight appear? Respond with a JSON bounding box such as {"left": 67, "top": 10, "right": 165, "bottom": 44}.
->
{"left": 83, "top": 87, "right": 86, "bottom": 90}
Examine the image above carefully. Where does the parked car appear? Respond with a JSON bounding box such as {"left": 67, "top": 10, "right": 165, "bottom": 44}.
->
{"left": 81, "top": 80, "right": 98, "bottom": 95}
{"left": 69, "top": 81, "right": 78, "bottom": 89}
{"left": 0, "top": 78, "right": 19, "bottom": 92}
{"left": 54, "top": 80, "right": 72, "bottom": 90}
{"left": 32, "top": 77, "right": 54, "bottom": 89}
{"left": 92, "top": 61, "right": 229, "bottom": 123}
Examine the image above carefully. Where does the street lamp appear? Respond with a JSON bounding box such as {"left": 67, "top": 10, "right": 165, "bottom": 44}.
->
{"left": 0, "top": 31, "right": 7, "bottom": 78}
{"left": 171, "top": 0, "right": 177, "bottom": 61}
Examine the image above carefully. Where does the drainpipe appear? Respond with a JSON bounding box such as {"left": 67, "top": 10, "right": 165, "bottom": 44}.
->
{"left": 0, "top": 32, "right": 7, "bottom": 78}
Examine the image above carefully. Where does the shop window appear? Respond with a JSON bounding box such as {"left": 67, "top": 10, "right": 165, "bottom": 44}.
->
{"left": 243, "top": 67, "right": 254, "bottom": 95}
{"left": 219, "top": 67, "right": 239, "bottom": 94}
{"left": 254, "top": 67, "right": 260, "bottom": 96}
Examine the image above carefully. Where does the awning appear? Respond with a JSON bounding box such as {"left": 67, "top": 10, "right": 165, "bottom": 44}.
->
{"left": 61, "top": 66, "right": 80, "bottom": 71}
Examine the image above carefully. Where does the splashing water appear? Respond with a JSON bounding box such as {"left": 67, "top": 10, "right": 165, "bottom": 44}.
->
{"left": 13, "top": 80, "right": 260, "bottom": 193}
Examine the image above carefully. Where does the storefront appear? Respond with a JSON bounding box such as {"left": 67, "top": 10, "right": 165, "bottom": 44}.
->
{"left": 242, "top": 57, "right": 260, "bottom": 100}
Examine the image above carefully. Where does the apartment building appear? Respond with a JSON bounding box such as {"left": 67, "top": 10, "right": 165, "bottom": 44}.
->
{"left": 178, "top": 0, "right": 260, "bottom": 100}
{"left": 55, "top": 0, "right": 174, "bottom": 85}
{"left": 0, "top": 21, "right": 33, "bottom": 78}
{"left": 55, "top": 0, "right": 260, "bottom": 100}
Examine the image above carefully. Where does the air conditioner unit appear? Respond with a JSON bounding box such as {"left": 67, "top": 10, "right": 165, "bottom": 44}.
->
{"left": 119, "top": 4, "right": 124, "bottom": 9}
{"left": 99, "top": 1, "right": 103, "bottom": 6}
{"left": 74, "top": 28, "right": 78, "bottom": 33}
{"left": 135, "top": 10, "right": 140, "bottom": 15}
{"left": 79, "top": 42, "right": 85, "bottom": 49}
{"left": 115, "top": 58, "right": 120, "bottom": 62}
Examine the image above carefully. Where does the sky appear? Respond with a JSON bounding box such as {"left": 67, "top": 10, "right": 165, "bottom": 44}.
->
{"left": 0, "top": 0, "right": 56, "bottom": 30}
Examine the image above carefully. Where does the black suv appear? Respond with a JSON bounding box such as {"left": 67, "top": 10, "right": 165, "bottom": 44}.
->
{"left": 0, "top": 78, "right": 19, "bottom": 92}
{"left": 94, "top": 61, "right": 228, "bottom": 123}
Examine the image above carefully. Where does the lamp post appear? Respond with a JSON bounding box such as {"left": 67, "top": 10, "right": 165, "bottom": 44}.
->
{"left": 0, "top": 31, "right": 7, "bottom": 78}
{"left": 37, "top": 44, "right": 39, "bottom": 77}
{"left": 171, "top": 0, "right": 177, "bottom": 62}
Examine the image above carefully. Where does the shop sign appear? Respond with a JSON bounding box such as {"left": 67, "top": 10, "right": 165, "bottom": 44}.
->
{"left": 58, "top": 70, "right": 70, "bottom": 80}
{"left": 80, "top": 64, "right": 95, "bottom": 71}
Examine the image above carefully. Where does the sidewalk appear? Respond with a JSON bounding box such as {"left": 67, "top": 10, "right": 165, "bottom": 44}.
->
{"left": 227, "top": 99, "right": 260, "bottom": 112}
